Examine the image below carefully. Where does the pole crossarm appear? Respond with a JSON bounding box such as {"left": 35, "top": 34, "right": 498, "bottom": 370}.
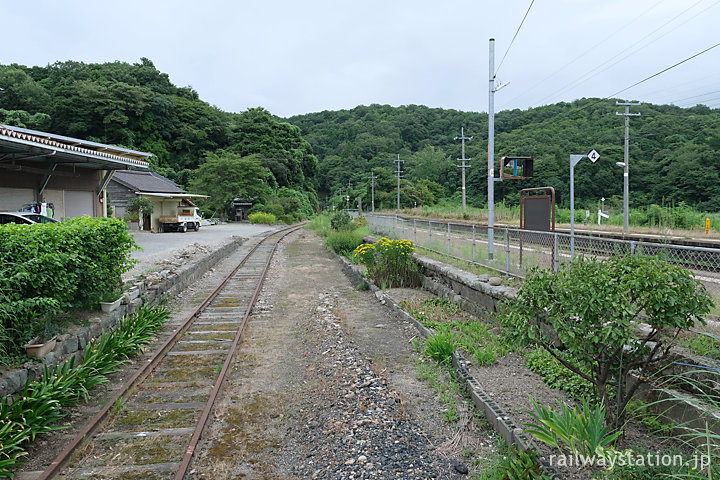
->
{"left": 455, "top": 127, "right": 472, "bottom": 214}
{"left": 615, "top": 101, "right": 641, "bottom": 233}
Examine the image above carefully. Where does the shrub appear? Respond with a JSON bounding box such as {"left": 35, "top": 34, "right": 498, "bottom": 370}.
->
{"left": 352, "top": 216, "right": 367, "bottom": 229}
{"left": 498, "top": 253, "right": 713, "bottom": 427}
{"left": 525, "top": 348, "right": 596, "bottom": 402}
{"left": 330, "top": 211, "right": 352, "bottom": 231}
{"left": 278, "top": 214, "right": 295, "bottom": 225}
{"left": 0, "top": 217, "right": 137, "bottom": 356}
{"left": 248, "top": 212, "right": 277, "bottom": 224}
{"left": 126, "top": 196, "right": 154, "bottom": 218}
{"left": 325, "top": 230, "right": 363, "bottom": 256}
{"left": 353, "top": 237, "right": 421, "bottom": 288}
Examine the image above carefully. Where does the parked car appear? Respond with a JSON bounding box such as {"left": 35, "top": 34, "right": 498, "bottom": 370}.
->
{"left": 0, "top": 212, "right": 37, "bottom": 225}
{"left": 19, "top": 213, "right": 57, "bottom": 224}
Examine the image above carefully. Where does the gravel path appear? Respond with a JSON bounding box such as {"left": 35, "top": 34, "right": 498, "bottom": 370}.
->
{"left": 123, "top": 223, "right": 280, "bottom": 281}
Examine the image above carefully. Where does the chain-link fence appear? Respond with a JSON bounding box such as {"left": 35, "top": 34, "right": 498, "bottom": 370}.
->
{"left": 366, "top": 214, "right": 720, "bottom": 308}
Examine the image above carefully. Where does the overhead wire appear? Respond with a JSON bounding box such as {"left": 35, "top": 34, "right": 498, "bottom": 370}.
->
{"left": 530, "top": 0, "right": 717, "bottom": 108}
{"left": 606, "top": 41, "right": 720, "bottom": 99}
{"left": 494, "top": 0, "right": 535, "bottom": 78}
{"left": 499, "top": 0, "right": 666, "bottom": 110}
{"left": 490, "top": 40, "right": 720, "bottom": 141}
{"left": 669, "top": 90, "right": 720, "bottom": 106}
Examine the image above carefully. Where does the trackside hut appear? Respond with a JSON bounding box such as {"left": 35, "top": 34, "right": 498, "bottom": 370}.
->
{"left": 0, "top": 125, "right": 151, "bottom": 218}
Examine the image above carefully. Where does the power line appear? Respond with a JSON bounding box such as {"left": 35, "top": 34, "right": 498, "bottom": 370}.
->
{"left": 531, "top": 0, "right": 716, "bottom": 108}
{"left": 670, "top": 90, "right": 720, "bottom": 105}
{"left": 489, "top": 40, "right": 720, "bottom": 145}
{"left": 608, "top": 41, "right": 720, "bottom": 99}
{"left": 500, "top": 0, "right": 666, "bottom": 110}
{"left": 494, "top": 0, "right": 535, "bottom": 77}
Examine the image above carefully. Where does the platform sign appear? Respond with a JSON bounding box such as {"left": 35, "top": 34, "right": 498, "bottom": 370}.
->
{"left": 588, "top": 149, "right": 600, "bottom": 163}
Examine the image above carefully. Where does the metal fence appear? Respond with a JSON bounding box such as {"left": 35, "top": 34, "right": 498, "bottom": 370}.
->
{"left": 365, "top": 214, "right": 720, "bottom": 306}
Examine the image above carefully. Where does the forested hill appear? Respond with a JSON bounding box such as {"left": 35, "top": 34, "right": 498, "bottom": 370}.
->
{"left": 0, "top": 59, "right": 319, "bottom": 214}
{"left": 2, "top": 58, "right": 718, "bottom": 214}
{"left": 288, "top": 101, "right": 720, "bottom": 211}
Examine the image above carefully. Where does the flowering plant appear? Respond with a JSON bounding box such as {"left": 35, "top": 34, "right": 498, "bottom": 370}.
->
{"left": 352, "top": 237, "right": 420, "bottom": 288}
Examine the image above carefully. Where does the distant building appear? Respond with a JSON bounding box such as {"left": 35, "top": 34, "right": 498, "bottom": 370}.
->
{"left": 0, "top": 124, "right": 151, "bottom": 218}
{"left": 108, "top": 169, "right": 206, "bottom": 231}
{"left": 233, "top": 197, "right": 255, "bottom": 221}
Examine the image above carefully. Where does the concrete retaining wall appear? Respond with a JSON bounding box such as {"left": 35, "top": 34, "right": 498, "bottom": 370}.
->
{"left": 0, "top": 236, "right": 246, "bottom": 400}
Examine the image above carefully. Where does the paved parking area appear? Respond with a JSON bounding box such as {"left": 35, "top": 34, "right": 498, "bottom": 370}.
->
{"left": 124, "top": 222, "right": 282, "bottom": 281}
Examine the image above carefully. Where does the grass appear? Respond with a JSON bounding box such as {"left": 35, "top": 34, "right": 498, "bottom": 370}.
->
{"left": 402, "top": 297, "right": 510, "bottom": 366}
{"left": 524, "top": 347, "right": 597, "bottom": 402}
{"left": 677, "top": 332, "right": 720, "bottom": 360}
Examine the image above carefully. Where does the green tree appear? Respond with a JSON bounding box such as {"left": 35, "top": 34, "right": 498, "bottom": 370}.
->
{"left": 500, "top": 254, "right": 713, "bottom": 429}
{"left": 189, "top": 152, "right": 275, "bottom": 219}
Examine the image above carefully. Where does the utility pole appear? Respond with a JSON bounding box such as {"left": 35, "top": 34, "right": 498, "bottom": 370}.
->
{"left": 368, "top": 171, "right": 376, "bottom": 213}
{"left": 616, "top": 101, "right": 641, "bottom": 234}
{"left": 395, "top": 154, "right": 404, "bottom": 212}
{"left": 454, "top": 127, "right": 472, "bottom": 214}
{"left": 487, "top": 38, "right": 497, "bottom": 260}
{"left": 346, "top": 180, "right": 352, "bottom": 211}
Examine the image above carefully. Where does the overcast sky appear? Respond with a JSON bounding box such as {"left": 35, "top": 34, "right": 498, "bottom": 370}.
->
{"left": 2, "top": 0, "right": 719, "bottom": 117}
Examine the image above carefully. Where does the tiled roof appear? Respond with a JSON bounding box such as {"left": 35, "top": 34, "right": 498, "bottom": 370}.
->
{"left": 111, "top": 170, "right": 185, "bottom": 194}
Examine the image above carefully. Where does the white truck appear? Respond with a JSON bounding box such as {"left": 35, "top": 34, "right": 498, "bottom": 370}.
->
{"left": 158, "top": 203, "right": 202, "bottom": 233}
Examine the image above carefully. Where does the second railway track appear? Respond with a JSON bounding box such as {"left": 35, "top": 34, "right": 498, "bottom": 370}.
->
{"left": 38, "top": 225, "right": 302, "bottom": 480}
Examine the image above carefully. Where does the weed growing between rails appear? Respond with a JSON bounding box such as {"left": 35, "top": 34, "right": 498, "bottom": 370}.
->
{"left": 353, "top": 237, "right": 422, "bottom": 288}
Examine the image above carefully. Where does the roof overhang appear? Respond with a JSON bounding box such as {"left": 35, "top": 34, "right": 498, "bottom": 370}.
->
{"left": 136, "top": 192, "right": 209, "bottom": 199}
{"left": 0, "top": 125, "right": 151, "bottom": 170}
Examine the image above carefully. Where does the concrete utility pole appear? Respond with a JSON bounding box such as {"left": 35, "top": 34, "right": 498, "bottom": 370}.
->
{"left": 346, "top": 180, "right": 352, "bottom": 211}
{"left": 486, "top": 39, "right": 509, "bottom": 260}
{"left": 488, "top": 39, "right": 496, "bottom": 260}
{"left": 395, "top": 154, "right": 404, "bottom": 212}
{"left": 368, "top": 171, "right": 376, "bottom": 213}
{"left": 616, "top": 101, "right": 641, "bottom": 234}
{"left": 454, "top": 127, "right": 472, "bottom": 214}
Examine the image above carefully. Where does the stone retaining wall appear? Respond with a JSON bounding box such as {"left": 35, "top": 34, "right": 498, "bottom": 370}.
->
{"left": 0, "top": 236, "right": 246, "bottom": 399}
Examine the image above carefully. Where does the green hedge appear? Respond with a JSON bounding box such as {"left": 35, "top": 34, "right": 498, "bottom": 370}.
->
{"left": 0, "top": 217, "right": 137, "bottom": 356}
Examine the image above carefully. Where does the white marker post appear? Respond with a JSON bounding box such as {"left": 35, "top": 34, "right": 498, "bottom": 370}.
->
{"left": 570, "top": 149, "right": 600, "bottom": 260}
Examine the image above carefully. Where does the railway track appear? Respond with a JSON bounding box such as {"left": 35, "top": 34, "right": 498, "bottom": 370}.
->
{"left": 37, "top": 225, "right": 302, "bottom": 480}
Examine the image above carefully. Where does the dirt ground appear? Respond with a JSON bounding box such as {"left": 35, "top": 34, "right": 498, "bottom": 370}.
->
{"left": 16, "top": 228, "right": 497, "bottom": 479}
{"left": 188, "top": 228, "right": 495, "bottom": 479}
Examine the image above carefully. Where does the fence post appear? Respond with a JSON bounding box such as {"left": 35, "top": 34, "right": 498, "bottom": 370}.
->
{"left": 472, "top": 225, "right": 476, "bottom": 262}
{"left": 413, "top": 218, "right": 417, "bottom": 244}
{"left": 447, "top": 222, "right": 451, "bottom": 256}
{"left": 505, "top": 228, "right": 510, "bottom": 275}
{"left": 630, "top": 241, "right": 636, "bottom": 255}
{"left": 429, "top": 220, "right": 432, "bottom": 242}
{"left": 553, "top": 233, "right": 559, "bottom": 272}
